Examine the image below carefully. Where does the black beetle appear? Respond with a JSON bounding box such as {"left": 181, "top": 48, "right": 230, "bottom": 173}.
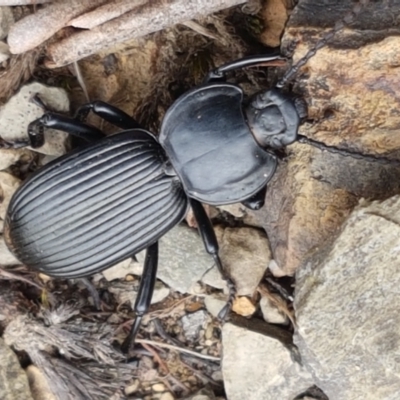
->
{"left": 3, "top": 53, "right": 303, "bottom": 351}
{"left": 3, "top": 1, "right": 377, "bottom": 353}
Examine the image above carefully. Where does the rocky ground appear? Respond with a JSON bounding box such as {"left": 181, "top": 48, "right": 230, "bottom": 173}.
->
{"left": 1, "top": 1, "right": 400, "bottom": 400}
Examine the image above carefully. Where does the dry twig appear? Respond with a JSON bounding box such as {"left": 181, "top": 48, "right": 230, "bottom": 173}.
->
{"left": 8, "top": 0, "right": 109, "bottom": 54}
{"left": 136, "top": 339, "right": 221, "bottom": 362}
{"left": 69, "top": 0, "right": 148, "bottom": 29}
{"left": 46, "top": 0, "right": 247, "bottom": 67}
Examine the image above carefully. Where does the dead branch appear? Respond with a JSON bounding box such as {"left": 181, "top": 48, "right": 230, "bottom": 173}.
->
{"left": 0, "top": 0, "right": 52, "bottom": 4}
{"left": 46, "top": 0, "right": 247, "bottom": 68}
{"left": 7, "top": 0, "right": 109, "bottom": 54}
{"left": 69, "top": 0, "right": 148, "bottom": 29}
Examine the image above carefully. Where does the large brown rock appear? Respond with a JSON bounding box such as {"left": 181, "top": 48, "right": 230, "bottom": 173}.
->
{"left": 255, "top": 0, "right": 400, "bottom": 276}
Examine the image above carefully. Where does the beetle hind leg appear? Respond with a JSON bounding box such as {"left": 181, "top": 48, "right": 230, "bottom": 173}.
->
{"left": 121, "top": 241, "right": 159, "bottom": 353}
{"left": 189, "top": 199, "right": 236, "bottom": 321}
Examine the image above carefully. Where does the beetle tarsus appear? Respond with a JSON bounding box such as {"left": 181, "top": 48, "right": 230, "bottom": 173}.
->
{"left": 79, "top": 277, "right": 101, "bottom": 311}
{"left": 121, "top": 315, "right": 143, "bottom": 354}
{"left": 121, "top": 242, "right": 159, "bottom": 353}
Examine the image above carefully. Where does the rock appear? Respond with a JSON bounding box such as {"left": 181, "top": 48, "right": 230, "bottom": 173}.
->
{"left": 0, "top": 236, "right": 19, "bottom": 265}
{"left": 136, "top": 224, "right": 214, "bottom": 294}
{"left": 260, "top": 297, "right": 288, "bottom": 325}
{"left": 160, "top": 392, "right": 175, "bottom": 400}
{"left": 222, "top": 323, "right": 314, "bottom": 400}
{"left": 182, "top": 386, "right": 216, "bottom": 400}
{"left": 181, "top": 310, "right": 209, "bottom": 341}
{"left": 294, "top": 195, "right": 400, "bottom": 400}
{"left": 26, "top": 366, "right": 56, "bottom": 400}
{"left": 255, "top": 2, "right": 400, "bottom": 277}
{"left": 202, "top": 226, "right": 271, "bottom": 296}
{"left": 108, "top": 280, "right": 170, "bottom": 308}
{"left": 0, "top": 147, "right": 33, "bottom": 171}
{"left": 0, "top": 82, "right": 70, "bottom": 156}
{"left": 217, "top": 203, "right": 263, "bottom": 228}
{"left": 0, "top": 338, "right": 33, "bottom": 400}
{"left": 0, "top": 41, "right": 10, "bottom": 63}
{"left": 204, "top": 295, "right": 227, "bottom": 318}
{"left": 0, "top": 7, "right": 13, "bottom": 40}
{"left": 124, "top": 379, "right": 140, "bottom": 396}
{"left": 0, "top": 172, "right": 21, "bottom": 220}
{"left": 232, "top": 296, "right": 256, "bottom": 317}
{"left": 102, "top": 258, "right": 141, "bottom": 281}
{"left": 152, "top": 383, "right": 166, "bottom": 392}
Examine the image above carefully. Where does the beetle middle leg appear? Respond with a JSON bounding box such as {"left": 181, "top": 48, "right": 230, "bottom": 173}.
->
{"left": 241, "top": 185, "right": 267, "bottom": 210}
{"left": 74, "top": 100, "right": 142, "bottom": 130}
{"left": 121, "top": 241, "right": 159, "bottom": 354}
{"left": 27, "top": 113, "right": 105, "bottom": 148}
{"left": 189, "top": 198, "right": 236, "bottom": 321}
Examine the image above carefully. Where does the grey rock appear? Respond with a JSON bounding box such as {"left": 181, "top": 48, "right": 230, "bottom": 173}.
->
{"left": 0, "top": 172, "right": 21, "bottom": 220}
{"left": 182, "top": 386, "right": 216, "bottom": 400}
{"left": 136, "top": 224, "right": 214, "bottom": 294}
{"left": 0, "top": 41, "right": 10, "bottom": 62}
{"left": 222, "top": 323, "right": 314, "bottom": 400}
{"left": 0, "top": 7, "right": 13, "bottom": 40}
{"left": 108, "top": 280, "right": 169, "bottom": 308}
{"left": 102, "top": 258, "right": 140, "bottom": 281}
{"left": 204, "top": 295, "right": 227, "bottom": 318}
{"left": 0, "top": 82, "right": 70, "bottom": 156}
{"left": 203, "top": 226, "right": 271, "bottom": 296}
{"left": 294, "top": 195, "right": 400, "bottom": 400}
{"left": 181, "top": 310, "right": 209, "bottom": 341}
{"left": 260, "top": 297, "right": 288, "bottom": 325}
{"left": 0, "top": 236, "right": 19, "bottom": 265}
{"left": 0, "top": 338, "right": 33, "bottom": 400}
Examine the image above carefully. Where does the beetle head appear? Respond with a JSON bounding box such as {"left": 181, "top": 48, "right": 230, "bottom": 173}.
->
{"left": 245, "top": 88, "right": 300, "bottom": 150}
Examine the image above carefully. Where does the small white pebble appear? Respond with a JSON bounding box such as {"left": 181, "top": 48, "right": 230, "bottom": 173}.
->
{"left": 152, "top": 383, "right": 166, "bottom": 392}
{"left": 160, "top": 392, "right": 175, "bottom": 400}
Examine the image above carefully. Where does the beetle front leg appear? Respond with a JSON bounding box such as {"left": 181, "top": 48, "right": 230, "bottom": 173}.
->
{"left": 121, "top": 241, "right": 158, "bottom": 353}
{"left": 75, "top": 101, "right": 142, "bottom": 130}
{"left": 242, "top": 185, "right": 267, "bottom": 210}
{"left": 189, "top": 198, "right": 236, "bottom": 320}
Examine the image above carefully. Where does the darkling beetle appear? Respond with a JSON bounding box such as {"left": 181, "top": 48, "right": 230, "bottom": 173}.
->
{"left": 3, "top": 0, "right": 378, "bottom": 353}
{"left": 3, "top": 53, "right": 302, "bottom": 352}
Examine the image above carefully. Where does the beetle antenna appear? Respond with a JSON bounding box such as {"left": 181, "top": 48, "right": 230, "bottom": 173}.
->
{"left": 297, "top": 134, "right": 400, "bottom": 166}
{"left": 276, "top": 0, "right": 370, "bottom": 89}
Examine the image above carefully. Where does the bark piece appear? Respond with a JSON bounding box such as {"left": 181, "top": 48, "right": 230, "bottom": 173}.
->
{"left": 46, "top": 0, "right": 247, "bottom": 67}
{"left": 69, "top": 0, "right": 148, "bottom": 29}
{"left": 7, "top": 0, "right": 109, "bottom": 54}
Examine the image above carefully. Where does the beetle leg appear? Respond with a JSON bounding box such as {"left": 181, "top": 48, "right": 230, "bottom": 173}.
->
{"left": 241, "top": 185, "right": 267, "bottom": 210}
{"left": 121, "top": 241, "right": 159, "bottom": 353}
{"left": 28, "top": 113, "right": 105, "bottom": 147}
{"left": 79, "top": 277, "right": 101, "bottom": 311}
{"left": 203, "top": 54, "right": 286, "bottom": 83}
{"left": 189, "top": 198, "right": 236, "bottom": 321}
{"left": 74, "top": 101, "right": 142, "bottom": 130}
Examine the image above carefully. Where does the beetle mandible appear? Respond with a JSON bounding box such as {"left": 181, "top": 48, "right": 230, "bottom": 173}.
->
{"left": 3, "top": 0, "right": 376, "bottom": 352}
